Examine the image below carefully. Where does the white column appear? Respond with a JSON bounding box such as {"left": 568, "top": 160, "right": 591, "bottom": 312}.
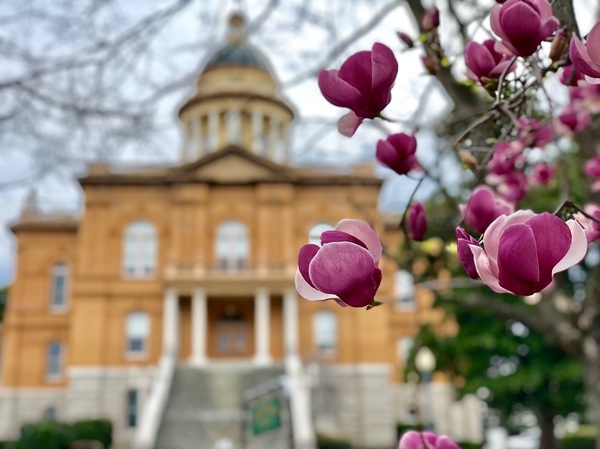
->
{"left": 227, "top": 108, "right": 241, "bottom": 145}
{"left": 162, "top": 288, "right": 179, "bottom": 357}
{"left": 191, "top": 288, "right": 207, "bottom": 365}
{"left": 252, "top": 110, "right": 264, "bottom": 154}
{"left": 268, "top": 116, "right": 279, "bottom": 159}
{"left": 192, "top": 116, "right": 202, "bottom": 157}
{"left": 208, "top": 109, "right": 219, "bottom": 152}
{"left": 253, "top": 288, "right": 271, "bottom": 365}
{"left": 283, "top": 288, "right": 300, "bottom": 367}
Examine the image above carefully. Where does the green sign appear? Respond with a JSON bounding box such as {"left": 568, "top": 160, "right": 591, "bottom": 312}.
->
{"left": 249, "top": 397, "right": 282, "bottom": 435}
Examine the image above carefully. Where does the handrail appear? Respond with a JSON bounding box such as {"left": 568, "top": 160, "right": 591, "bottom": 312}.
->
{"left": 132, "top": 355, "right": 176, "bottom": 449}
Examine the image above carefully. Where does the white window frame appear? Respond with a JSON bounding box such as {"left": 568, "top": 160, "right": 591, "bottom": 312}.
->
{"left": 215, "top": 220, "right": 249, "bottom": 272}
{"left": 308, "top": 222, "right": 334, "bottom": 245}
{"left": 50, "top": 262, "right": 69, "bottom": 312}
{"left": 126, "top": 312, "right": 150, "bottom": 359}
{"left": 313, "top": 310, "right": 337, "bottom": 357}
{"left": 123, "top": 221, "right": 157, "bottom": 279}
{"left": 395, "top": 270, "right": 416, "bottom": 311}
{"left": 46, "top": 342, "right": 63, "bottom": 381}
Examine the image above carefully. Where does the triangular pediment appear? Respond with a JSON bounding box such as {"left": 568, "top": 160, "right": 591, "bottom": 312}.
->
{"left": 169, "top": 146, "right": 295, "bottom": 184}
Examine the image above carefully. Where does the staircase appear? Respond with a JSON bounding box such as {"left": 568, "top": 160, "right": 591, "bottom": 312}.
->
{"left": 153, "top": 364, "right": 284, "bottom": 449}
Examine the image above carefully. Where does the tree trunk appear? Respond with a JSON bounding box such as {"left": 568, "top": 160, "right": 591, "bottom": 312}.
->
{"left": 581, "top": 337, "right": 600, "bottom": 449}
{"left": 537, "top": 411, "right": 557, "bottom": 449}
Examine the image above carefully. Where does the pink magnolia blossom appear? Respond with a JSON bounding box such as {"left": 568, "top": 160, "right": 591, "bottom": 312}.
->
{"left": 560, "top": 64, "right": 586, "bottom": 86}
{"left": 569, "top": 22, "right": 600, "bottom": 83}
{"left": 490, "top": 0, "right": 559, "bottom": 57}
{"left": 555, "top": 104, "right": 591, "bottom": 136}
{"left": 318, "top": 43, "right": 398, "bottom": 137}
{"left": 398, "top": 431, "right": 461, "bottom": 449}
{"left": 584, "top": 155, "right": 600, "bottom": 192}
{"left": 460, "top": 186, "right": 514, "bottom": 234}
{"left": 376, "top": 133, "right": 419, "bottom": 175}
{"left": 529, "top": 163, "right": 557, "bottom": 186}
{"left": 465, "top": 39, "right": 516, "bottom": 87}
{"left": 456, "top": 228, "right": 480, "bottom": 279}
{"left": 576, "top": 204, "right": 600, "bottom": 243}
{"left": 407, "top": 202, "right": 427, "bottom": 241}
{"left": 491, "top": 172, "right": 528, "bottom": 203}
{"left": 422, "top": 6, "right": 440, "bottom": 32}
{"left": 517, "top": 117, "right": 553, "bottom": 148}
{"left": 295, "top": 219, "right": 382, "bottom": 308}
{"left": 462, "top": 210, "right": 587, "bottom": 296}
{"left": 487, "top": 141, "right": 525, "bottom": 175}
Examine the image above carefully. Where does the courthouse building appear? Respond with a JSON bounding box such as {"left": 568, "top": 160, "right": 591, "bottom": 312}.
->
{"left": 0, "top": 14, "right": 480, "bottom": 449}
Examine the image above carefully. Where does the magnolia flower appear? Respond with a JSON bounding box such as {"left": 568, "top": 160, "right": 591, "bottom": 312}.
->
{"left": 529, "top": 163, "right": 557, "bottom": 186}
{"left": 376, "top": 133, "right": 419, "bottom": 175}
{"left": 407, "top": 202, "right": 427, "bottom": 241}
{"left": 295, "top": 219, "right": 382, "bottom": 308}
{"left": 560, "top": 64, "right": 586, "bottom": 86}
{"left": 569, "top": 22, "right": 600, "bottom": 83}
{"left": 318, "top": 43, "right": 398, "bottom": 137}
{"left": 490, "top": 0, "right": 559, "bottom": 57}
{"left": 576, "top": 204, "right": 600, "bottom": 243}
{"left": 555, "top": 104, "right": 591, "bottom": 136}
{"left": 584, "top": 155, "right": 600, "bottom": 192}
{"left": 487, "top": 172, "right": 528, "bottom": 204}
{"left": 398, "top": 431, "right": 461, "bottom": 449}
{"left": 465, "top": 39, "right": 515, "bottom": 87}
{"left": 516, "top": 117, "right": 553, "bottom": 148}
{"left": 456, "top": 228, "right": 480, "bottom": 279}
{"left": 487, "top": 141, "right": 525, "bottom": 175}
{"left": 460, "top": 186, "right": 514, "bottom": 234}
{"left": 462, "top": 210, "right": 587, "bottom": 296}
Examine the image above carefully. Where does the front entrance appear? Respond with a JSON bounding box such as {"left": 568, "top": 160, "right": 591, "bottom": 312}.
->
{"left": 208, "top": 298, "right": 254, "bottom": 359}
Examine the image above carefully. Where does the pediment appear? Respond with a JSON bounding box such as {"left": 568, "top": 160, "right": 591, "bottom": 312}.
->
{"left": 169, "top": 146, "right": 294, "bottom": 184}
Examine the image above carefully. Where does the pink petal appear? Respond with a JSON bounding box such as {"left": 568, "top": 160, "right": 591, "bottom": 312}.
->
{"left": 490, "top": 4, "right": 508, "bottom": 41}
{"left": 298, "top": 243, "right": 320, "bottom": 288}
{"left": 308, "top": 242, "right": 379, "bottom": 307}
{"left": 320, "top": 230, "right": 368, "bottom": 249}
{"left": 294, "top": 268, "right": 339, "bottom": 301}
{"left": 338, "top": 51, "right": 373, "bottom": 98}
{"left": 500, "top": 2, "right": 544, "bottom": 56}
{"left": 526, "top": 213, "right": 572, "bottom": 279}
{"left": 465, "top": 41, "right": 497, "bottom": 78}
{"left": 318, "top": 69, "right": 363, "bottom": 109}
{"left": 552, "top": 219, "right": 588, "bottom": 274}
{"left": 436, "top": 436, "right": 462, "bottom": 449}
{"left": 338, "top": 111, "right": 363, "bottom": 137}
{"left": 371, "top": 43, "right": 398, "bottom": 108}
{"left": 483, "top": 210, "right": 536, "bottom": 264}
{"left": 570, "top": 37, "right": 600, "bottom": 78}
{"left": 586, "top": 23, "right": 600, "bottom": 62}
{"left": 470, "top": 244, "right": 510, "bottom": 294}
{"left": 497, "top": 223, "right": 541, "bottom": 295}
{"left": 335, "top": 219, "right": 383, "bottom": 263}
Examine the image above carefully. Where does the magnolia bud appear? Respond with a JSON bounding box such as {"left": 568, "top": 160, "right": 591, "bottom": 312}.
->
{"left": 422, "top": 55, "right": 438, "bottom": 75}
{"left": 422, "top": 6, "right": 440, "bottom": 32}
{"left": 397, "top": 31, "right": 415, "bottom": 49}
{"left": 550, "top": 26, "right": 569, "bottom": 62}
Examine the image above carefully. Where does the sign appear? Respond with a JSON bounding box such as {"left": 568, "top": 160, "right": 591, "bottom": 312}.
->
{"left": 249, "top": 397, "right": 282, "bottom": 435}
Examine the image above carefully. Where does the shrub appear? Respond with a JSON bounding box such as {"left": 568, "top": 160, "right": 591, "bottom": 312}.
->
{"left": 316, "top": 433, "right": 352, "bottom": 449}
{"left": 19, "top": 421, "right": 73, "bottom": 449}
{"left": 72, "top": 420, "right": 112, "bottom": 448}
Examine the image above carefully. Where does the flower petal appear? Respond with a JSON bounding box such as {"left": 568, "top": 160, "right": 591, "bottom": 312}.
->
{"left": 295, "top": 268, "right": 339, "bottom": 301}
{"left": 338, "top": 111, "right": 363, "bottom": 137}
{"left": 298, "top": 243, "right": 320, "bottom": 288}
{"left": 499, "top": 2, "right": 544, "bottom": 56}
{"left": 552, "top": 219, "right": 588, "bottom": 274}
{"left": 497, "top": 223, "right": 542, "bottom": 295}
{"left": 483, "top": 210, "right": 536, "bottom": 263}
{"left": 308, "top": 241, "right": 379, "bottom": 307}
{"left": 526, "top": 213, "right": 572, "bottom": 285}
{"left": 370, "top": 43, "right": 398, "bottom": 110}
{"left": 470, "top": 244, "right": 510, "bottom": 294}
{"left": 321, "top": 230, "right": 368, "bottom": 250}
{"left": 335, "top": 219, "right": 383, "bottom": 263}
{"left": 587, "top": 23, "right": 600, "bottom": 63}
{"left": 570, "top": 36, "right": 600, "bottom": 78}
{"left": 318, "top": 69, "right": 363, "bottom": 109}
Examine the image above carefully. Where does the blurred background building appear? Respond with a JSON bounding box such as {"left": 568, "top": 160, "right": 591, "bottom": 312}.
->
{"left": 0, "top": 13, "right": 481, "bottom": 449}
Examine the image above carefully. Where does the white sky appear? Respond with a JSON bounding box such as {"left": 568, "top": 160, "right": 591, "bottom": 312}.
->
{"left": 0, "top": 0, "right": 597, "bottom": 285}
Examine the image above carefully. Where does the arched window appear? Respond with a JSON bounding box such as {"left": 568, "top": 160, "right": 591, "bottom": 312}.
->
{"left": 215, "top": 221, "right": 249, "bottom": 272}
{"left": 395, "top": 270, "right": 416, "bottom": 310}
{"left": 123, "top": 221, "right": 157, "bottom": 278}
{"left": 313, "top": 310, "right": 337, "bottom": 357}
{"left": 126, "top": 312, "right": 150, "bottom": 357}
{"left": 50, "top": 262, "right": 69, "bottom": 311}
{"left": 308, "top": 222, "right": 334, "bottom": 245}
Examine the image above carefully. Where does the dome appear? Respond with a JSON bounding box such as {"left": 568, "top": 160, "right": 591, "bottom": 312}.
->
{"left": 204, "top": 42, "right": 272, "bottom": 72}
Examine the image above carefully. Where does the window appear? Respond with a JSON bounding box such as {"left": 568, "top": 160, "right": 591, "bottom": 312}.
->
{"left": 397, "top": 337, "right": 414, "bottom": 363}
{"left": 308, "top": 222, "right": 334, "bottom": 245}
{"left": 123, "top": 221, "right": 157, "bottom": 278}
{"left": 50, "top": 262, "right": 69, "bottom": 311}
{"left": 126, "top": 390, "right": 138, "bottom": 428}
{"left": 47, "top": 342, "right": 63, "bottom": 379}
{"left": 126, "top": 312, "right": 149, "bottom": 357}
{"left": 395, "top": 270, "right": 416, "bottom": 310}
{"left": 313, "top": 310, "right": 337, "bottom": 356}
{"left": 44, "top": 406, "right": 57, "bottom": 421}
{"left": 215, "top": 221, "right": 249, "bottom": 272}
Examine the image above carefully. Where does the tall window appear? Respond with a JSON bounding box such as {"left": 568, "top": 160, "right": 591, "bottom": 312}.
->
{"left": 50, "top": 262, "right": 69, "bottom": 311}
{"left": 123, "top": 221, "right": 157, "bottom": 278}
{"left": 308, "top": 222, "right": 334, "bottom": 245}
{"left": 313, "top": 310, "right": 337, "bottom": 357}
{"left": 126, "top": 312, "right": 149, "bottom": 357}
{"left": 47, "top": 342, "right": 63, "bottom": 379}
{"left": 215, "top": 221, "right": 249, "bottom": 272}
{"left": 126, "top": 390, "right": 138, "bottom": 428}
{"left": 395, "top": 270, "right": 416, "bottom": 310}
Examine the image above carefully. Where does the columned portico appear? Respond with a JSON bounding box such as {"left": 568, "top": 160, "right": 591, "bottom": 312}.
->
{"left": 253, "top": 288, "right": 272, "bottom": 365}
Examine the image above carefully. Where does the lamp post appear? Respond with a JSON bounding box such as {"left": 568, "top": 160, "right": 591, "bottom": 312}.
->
{"left": 415, "top": 346, "right": 436, "bottom": 431}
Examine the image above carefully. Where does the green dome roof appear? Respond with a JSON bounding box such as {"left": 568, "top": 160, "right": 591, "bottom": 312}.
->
{"left": 205, "top": 43, "right": 272, "bottom": 72}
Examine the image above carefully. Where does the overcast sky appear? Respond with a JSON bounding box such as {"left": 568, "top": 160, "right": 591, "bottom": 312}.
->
{"left": 0, "top": 0, "right": 597, "bottom": 285}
